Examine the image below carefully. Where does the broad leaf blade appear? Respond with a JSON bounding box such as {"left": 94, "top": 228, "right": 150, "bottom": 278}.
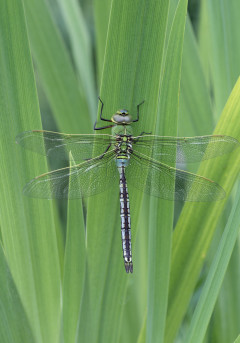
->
{"left": 179, "top": 17, "right": 213, "bottom": 137}
{"left": 0, "top": 1, "right": 61, "bottom": 342}
{"left": 62, "top": 154, "right": 86, "bottom": 343}
{"left": 23, "top": 0, "right": 92, "bottom": 133}
{"left": 198, "top": 0, "right": 240, "bottom": 118}
{"left": 165, "top": 78, "right": 240, "bottom": 342}
{"left": 79, "top": 1, "right": 170, "bottom": 342}
{"left": 0, "top": 244, "right": 35, "bottom": 343}
{"left": 234, "top": 335, "right": 240, "bottom": 343}
{"left": 57, "top": 0, "right": 97, "bottom": 120}
{"left": 185, "top": 182, "right": 240, "bottom": 343}
{"left": 147, "top": 0, "right": 188, "bottom": 342}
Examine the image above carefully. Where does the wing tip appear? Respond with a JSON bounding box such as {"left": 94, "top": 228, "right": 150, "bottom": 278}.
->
{"left": 22, "top": 181, "right": 53, "bottom": 200}
{"left": 15, "top": 133, "right": 23, "bottom": 145}
{"left": 216, "top": 185, "right": 226, "bottom": 201}
{"left": 15, "top": 131, "right": 33, "bottom": 145}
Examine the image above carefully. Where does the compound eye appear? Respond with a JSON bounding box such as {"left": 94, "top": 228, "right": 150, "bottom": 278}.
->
{"left": 120, "top": 109, "right": 128, "bottom": 116}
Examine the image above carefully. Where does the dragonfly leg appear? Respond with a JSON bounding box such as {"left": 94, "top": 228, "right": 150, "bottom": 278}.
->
{"left": 133, "top": 100, "right": 145, "bottom": 122}
{"left": 84, "top": 143, "right": 112, "bottom": 161}
{"left": 133, "top": 131, "right": 152, "bottom": 143}
{"left": 139, "top": 131, "right": 152, "bottom": 136}
{"left": 94, "top": 97, "right": 114, "bottom": 130}
{"left": 98, "top": 96, "right": 112, "bottom": 122}
{"left": 94, "top": 121, "right": 114, "bottom": 130}
{"left": 98, "top": 143, "right": 112, "bottom": 159}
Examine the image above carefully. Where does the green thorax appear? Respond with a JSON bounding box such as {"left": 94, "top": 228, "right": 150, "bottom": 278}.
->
{"left": 112, "top": 124, "right": 133, "bottom": 137}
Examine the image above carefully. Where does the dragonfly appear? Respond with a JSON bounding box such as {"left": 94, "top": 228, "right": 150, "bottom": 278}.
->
{"left": 16, "top": 98, "right": 240, "bottom": 273}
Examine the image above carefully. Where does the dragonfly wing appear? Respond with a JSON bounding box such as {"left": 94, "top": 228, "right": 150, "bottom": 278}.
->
{"left": 126, "top": 151, "right": 225, "bottom": 201}
{"left": 132, "top": 135, "right": 240, "bottom": 163}
{"left": 16, "top": 130, "right": 115, "bottom": 161}
{"left": 23, "top": 150, "right": 117, "bottom": 199}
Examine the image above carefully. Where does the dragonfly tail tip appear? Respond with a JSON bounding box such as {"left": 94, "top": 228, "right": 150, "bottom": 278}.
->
{"left": 125, "top": 261, "right": 133, "bottom": 273}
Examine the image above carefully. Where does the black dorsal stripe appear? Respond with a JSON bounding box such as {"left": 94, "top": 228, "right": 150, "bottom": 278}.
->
{"left": 119, "top": 166, "right": 132, "bottom": 272}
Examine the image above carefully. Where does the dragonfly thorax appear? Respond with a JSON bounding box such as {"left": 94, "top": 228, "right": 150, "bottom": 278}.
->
{"left": 111, "top": 110, "right": 133, "bottom": 125}
{"left": 115, "top": 135, "right": 132, "bottom": 168}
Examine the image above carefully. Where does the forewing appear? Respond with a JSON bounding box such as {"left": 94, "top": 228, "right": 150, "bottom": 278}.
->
{"left": 132, "top": 135, "right": 240, "bottom": 163}
{"left": 23, "top": 150, "right": 117, "bottom": 199}
{"left": 16, "top": 130, "right": 115, "bottom": 161}
{"left": 126, "top": 151, "right": 225, "bottom": 201}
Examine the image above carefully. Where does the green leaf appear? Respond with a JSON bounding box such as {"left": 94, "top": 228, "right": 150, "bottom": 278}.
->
{"left": 93, "top": 0, "right": 112, "bottom": 81}
{"left": 198, "top": 0, "right": 240, "bottom": 117}
{"left": 234, "top": 335, "right": 240, "bottom": 343}
{"left": 137, "top": 312, "right": 147, "bottom": 343}
{"left": 0, "top": 244, "right": 35, "bottom": 343}
{"left": 78, "top": 1, "right": 170, "bottom": 342}
{"left": 210, "top": 238, "right": 240, "bottom": 343}
{"left": 23, "top": 0, "right": 92, "bottom": 133}
{"left": 185, "top": 181, "right": 240, "bottom": 343}
{"left": 62, "top": 153, "right": 86, "bottom": 343}
{"left": 0, "top": 1, "right": 61, "bottom": 342}
{"left": 165, "top": 78, "right": 240, "bottom": 342}
{"left": 179, "top": 17, "right": 213, "bottom": 137}
{"left": 198, "top": 2, "right": 240, "bottom": 341}
{"left": 147, "top": 0, "right": 188, "bottom": 342}
{"left": 57, "top": 0, "right": 97, "bottom": 120}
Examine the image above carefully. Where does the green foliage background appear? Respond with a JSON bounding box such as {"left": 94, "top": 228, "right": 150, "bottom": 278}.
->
{"left": 0, "top": 0, "right": 240, "bottom": 342}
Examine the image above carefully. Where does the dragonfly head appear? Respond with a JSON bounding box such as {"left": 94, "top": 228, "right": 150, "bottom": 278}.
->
{"left": 111, "top": 109, "right": 133, "bottom": 125}
{"left": 117, "top": 109, "right": 129, "bottom": 116}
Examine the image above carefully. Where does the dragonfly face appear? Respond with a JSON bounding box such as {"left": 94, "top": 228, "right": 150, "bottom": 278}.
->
{"left": 117, "top": 109, "right": 129, "bottom": 116}
{"left": 16, "top": 97, "right": 240, "bottom": 274}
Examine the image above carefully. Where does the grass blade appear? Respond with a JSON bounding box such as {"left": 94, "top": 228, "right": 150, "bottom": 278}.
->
{"left": 179, "top": 17, "right": 213, "bottom": 136}
{"left": 234, "top": 335, "right": 240, "bottom": 343}
{"left": 198, "top": 0, "right": 240, "bottom": 117}
{"left": 0, "top": 244, "right": 35, "bottom": 343}
{"left": 147, "top": 0, "right": 188, "bottom": 342}
{"left": 165, "top": 78, "right": 240, "bottom": 342}
{"left": 62, "top": 154, "right": 86, "bottom": 343}
{"left": 57, "top": 0, "right": 97, "bottom": 120}
{"left": 93, "top": 0, "right": 112, "bottom": 81}
{"left": 185, "top": 182, "right": 240, "bottom": 343}
{"left": 23, "top": 0, "right": 92, "bottom": 133}
{"left": 0, "top": 1, "right": 61, "bottom": 342}
{"left": 79, "top": 1, "right": 170, "bottom": 342}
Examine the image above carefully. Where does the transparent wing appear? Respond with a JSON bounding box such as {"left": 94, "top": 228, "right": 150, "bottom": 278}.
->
{"left": 23, "top": 150, "right": 118, "bottom": 199}
{"left": 16, "top": 130, "right": 116, "bottom": 161}
{"left": 126, "top": 151, "right": 225, "bottom": 201}
{"left": 132, "top": 135, "right": 240, "bottom": 163}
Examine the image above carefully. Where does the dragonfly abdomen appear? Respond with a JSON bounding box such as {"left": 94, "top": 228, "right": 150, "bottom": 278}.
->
{"left": 118, "top": 165, "right": 133, "bottom": 273}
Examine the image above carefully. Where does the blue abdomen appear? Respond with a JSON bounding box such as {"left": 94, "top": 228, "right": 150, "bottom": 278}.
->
{"left": 116, "top": 157, "right": 130, "bottom": 167}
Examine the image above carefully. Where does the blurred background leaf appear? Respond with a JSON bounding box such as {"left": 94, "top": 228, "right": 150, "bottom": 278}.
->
{"left": 0, "top": 1, "right": 61, "bottom": 342}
